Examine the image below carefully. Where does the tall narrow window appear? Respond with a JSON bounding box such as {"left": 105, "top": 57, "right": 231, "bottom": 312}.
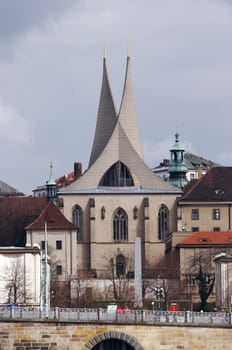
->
{"left": 158, "top": 205, "right": 169, "bottom": 240}
{"left": 41, "top": 240, "right": 45, "bottom": 250}
{"left": 72, "top": 205, "right": 83, "bottom": 241}
{"left": 116, "top": 254, "right": 126, "bottom": 277}
{"left": 56, "top": 265, "right": 62, "bottom": 275}
{"left": 113, "top": 208, "right": 128, "bottom": 241}
{"left": 56, "top": 240, "right": 62, "bottom": 250}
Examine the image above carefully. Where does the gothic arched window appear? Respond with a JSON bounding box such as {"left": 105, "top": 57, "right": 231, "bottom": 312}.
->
{"left": 100, "top": 161, "right": 134, "bottom": 187}
{"left": 158, "top": 204, "right": 169, "bottom": 240}
{"left": 72, "top": 205, "right": 83, "bottom": 241}
{"left": 116, "top": 254, "right": 126, "bottom": 277}
{"left": 113, "top": 208, "right": 128, "bottom": 241}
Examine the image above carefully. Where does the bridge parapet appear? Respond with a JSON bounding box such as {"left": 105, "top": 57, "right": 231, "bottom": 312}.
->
{"left": 0, "top": 306, "right": 231, "bottom": 326}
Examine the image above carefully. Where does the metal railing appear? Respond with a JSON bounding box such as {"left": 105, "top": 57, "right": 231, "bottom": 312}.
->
{"left": 0, "top": 306, "right": 231, "bottom": 325}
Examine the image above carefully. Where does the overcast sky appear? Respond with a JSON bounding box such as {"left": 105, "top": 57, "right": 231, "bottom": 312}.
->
{"left": 0, "top": 0, "right": 232, "bottom": 195}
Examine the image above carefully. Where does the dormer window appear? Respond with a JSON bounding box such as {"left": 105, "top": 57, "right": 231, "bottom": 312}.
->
{"left": 198, "top": 237, "right": 210, "bottom": 242}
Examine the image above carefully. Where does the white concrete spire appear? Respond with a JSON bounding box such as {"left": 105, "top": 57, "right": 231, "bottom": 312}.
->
{"left": 88, "top": 55, "right": 117, "bottom": 167}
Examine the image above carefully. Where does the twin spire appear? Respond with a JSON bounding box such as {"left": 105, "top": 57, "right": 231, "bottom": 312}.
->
{"left": 88, "top": 47, "right": 143, "bottom": 168}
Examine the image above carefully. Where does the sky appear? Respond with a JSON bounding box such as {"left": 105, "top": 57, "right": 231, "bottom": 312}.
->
{"left": 0, "top": 0, "right": 232, "bottom": 195}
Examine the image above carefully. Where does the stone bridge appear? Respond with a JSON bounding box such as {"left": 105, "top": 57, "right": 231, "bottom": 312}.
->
{"left": 0, "top": 320, "right": 231, "bottom": 350}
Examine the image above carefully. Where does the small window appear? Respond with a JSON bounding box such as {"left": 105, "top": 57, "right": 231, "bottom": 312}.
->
{"left": 213, "top": 227, "right": 220, "bottom": 232}
{"left": 56, "top": 265, "right": 62, "bottom": 275}
{"left": 192, "top": 227, "right": 199, "bottom": 232}
{"left": 190, "top": 173, "right": 195, "bottom": 180}
{"left": 213, "top": 209, "right": 220, "bottom": 220}
{"left": 186, "top": 275, "right": 196, "bottom": 286}
{"left": 191, "top": 209, "right": 199, "bottom": 220}
{"left": 56, "top": 240, "right": 62, "bottom": 250}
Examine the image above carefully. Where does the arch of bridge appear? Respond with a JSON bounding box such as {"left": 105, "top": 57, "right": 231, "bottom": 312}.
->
{"left": 82, "top": 330, "right": 144, "bottom": 350}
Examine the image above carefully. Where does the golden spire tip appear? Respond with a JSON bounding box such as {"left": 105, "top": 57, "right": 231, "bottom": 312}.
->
{"left": 127, "top": 41, "right": 131, "bottom": 58}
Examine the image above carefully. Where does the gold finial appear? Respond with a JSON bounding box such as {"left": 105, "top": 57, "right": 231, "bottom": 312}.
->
{"left": 127, "top": 41, "right": 131, "bottom": 58}
{"left": 104, "top": 43, "right": 107, "bottom": 59}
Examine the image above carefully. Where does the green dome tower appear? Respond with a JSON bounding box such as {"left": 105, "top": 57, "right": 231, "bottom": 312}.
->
{"left": 168, "top": 133, "right": 188, "bottom": 188}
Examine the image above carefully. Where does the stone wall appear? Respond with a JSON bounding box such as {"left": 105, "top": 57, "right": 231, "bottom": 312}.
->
{"left": 0, "top": 321, "right": 231, "bottom": 350}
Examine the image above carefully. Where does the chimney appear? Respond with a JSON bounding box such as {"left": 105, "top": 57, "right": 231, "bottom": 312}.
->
{"left": 74, "top": 162, "right": 82, "bottom": 180}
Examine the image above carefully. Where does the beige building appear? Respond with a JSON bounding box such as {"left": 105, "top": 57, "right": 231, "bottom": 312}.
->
{"left": 26, "top": 202, "right": 77, "bottom": 279}
{"left": 57, "top": 54, "right": 181, "bottom": 280}
{"left": 177, "top": 167, "right": 232, "bottom": 233}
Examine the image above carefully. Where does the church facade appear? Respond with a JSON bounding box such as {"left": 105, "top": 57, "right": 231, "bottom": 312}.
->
{"left": 58, "top": 53, "right": 181, "bottom": 280}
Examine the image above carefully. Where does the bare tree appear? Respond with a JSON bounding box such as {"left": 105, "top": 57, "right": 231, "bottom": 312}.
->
{"left": 187, "top": 250, "right": 215, "bottom": 311}
{"left": 103, "top": 250, "right": 134, "bottom": 304}
{"left": 3, "top": 259, "right": 32, "bottom": 305}
{"left": 145, "top": 257, "right": 181, "bottom": 310}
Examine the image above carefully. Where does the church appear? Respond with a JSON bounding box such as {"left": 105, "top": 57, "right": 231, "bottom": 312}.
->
{"left": 57, "top": 51, "right": 182, "bottom": 281}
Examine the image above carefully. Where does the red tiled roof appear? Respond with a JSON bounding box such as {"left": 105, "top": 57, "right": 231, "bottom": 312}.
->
{"left": 55, "top": 171, "right": 74, "bottom": 187}
{"left": 177, "top": 231, "right": 232, "bottom": 247}
{"left": 0, "top": 196, "right": 47, "bottom": 246}
{"left": 180, "top": 167, "right": 232, "bottom": 201}
{"left": 26, "top": 202, "right": 75, "bottom": 230}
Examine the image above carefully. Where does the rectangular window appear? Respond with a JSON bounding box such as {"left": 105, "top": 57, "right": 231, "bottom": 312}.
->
{"left": 213, "top": 227, "right": 220, "bottom": 232}
{"left": 56, "top": 265, "right": 62, "bottom": 275}
{"left": 56, "top": 240, "right": 62, "bottom": 250}
{"left": 213, "top": 209, "right": 220, "bottom": 220}
{"left": 190, "top": 173, "right": 195, "bottom": 180}
{"left": 186, "top": 275, "right": 196, "bottom": 286}
{"left": 191, "top": 209, "right": 199, "bottom": 220}
{"left": 192, "top": 227, "right": 199, "bottom": 232}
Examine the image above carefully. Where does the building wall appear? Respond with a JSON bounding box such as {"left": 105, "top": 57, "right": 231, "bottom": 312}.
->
{"left": 0, "top": 322, "right": 231, "bottom": 350}
{"left": 59, "top": 192, "right": 177, "bottom": 276}
{"left": 177, "top": 203, "right": 232, "bottom": 232}
{"left": 26, "top": 230, "right": 77, "bottom": 278}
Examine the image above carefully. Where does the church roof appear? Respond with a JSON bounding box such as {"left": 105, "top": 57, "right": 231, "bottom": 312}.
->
{"left": 26, "top": 202, "right": 75, "bottom": 230}
{"left": 0, "top": 196, "right": 47, "bottom": 246}
{"left": 60, "top": 55, "right": 180, "bottom": 194}
{"left": 180, "top": 167, "right": 232, "bottom": 202}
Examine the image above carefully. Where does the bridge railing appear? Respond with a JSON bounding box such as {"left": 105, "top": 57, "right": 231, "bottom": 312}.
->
{"left": 0, "top": 306, "right": 230, "bottom": 325}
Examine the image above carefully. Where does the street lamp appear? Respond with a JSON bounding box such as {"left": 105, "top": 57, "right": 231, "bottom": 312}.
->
{"left": 152, "top": 301, "right": 155, "bottom": 312}
{"left": 154, "top": 287, "right": 163, "bottom": 310}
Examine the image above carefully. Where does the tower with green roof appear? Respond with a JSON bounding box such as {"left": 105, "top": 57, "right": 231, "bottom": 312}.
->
{"left": 168, "top": 133, "right": 188, "bottom": 188}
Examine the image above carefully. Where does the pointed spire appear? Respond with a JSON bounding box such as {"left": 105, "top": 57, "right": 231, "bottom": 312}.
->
{"left": 46, "top": 160, "right": 57, "bottom": 204}
{"left": 104, "top": 43, "right": 107, "bottom": 59}
{"left": 88, "top": 55, "right": 117, "bottom": 167}
{"left": 117, "top": 54, "right": 144, "bottom": 160}
{"left": 48, "top": 160, "right": 56, "bottom": 185}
